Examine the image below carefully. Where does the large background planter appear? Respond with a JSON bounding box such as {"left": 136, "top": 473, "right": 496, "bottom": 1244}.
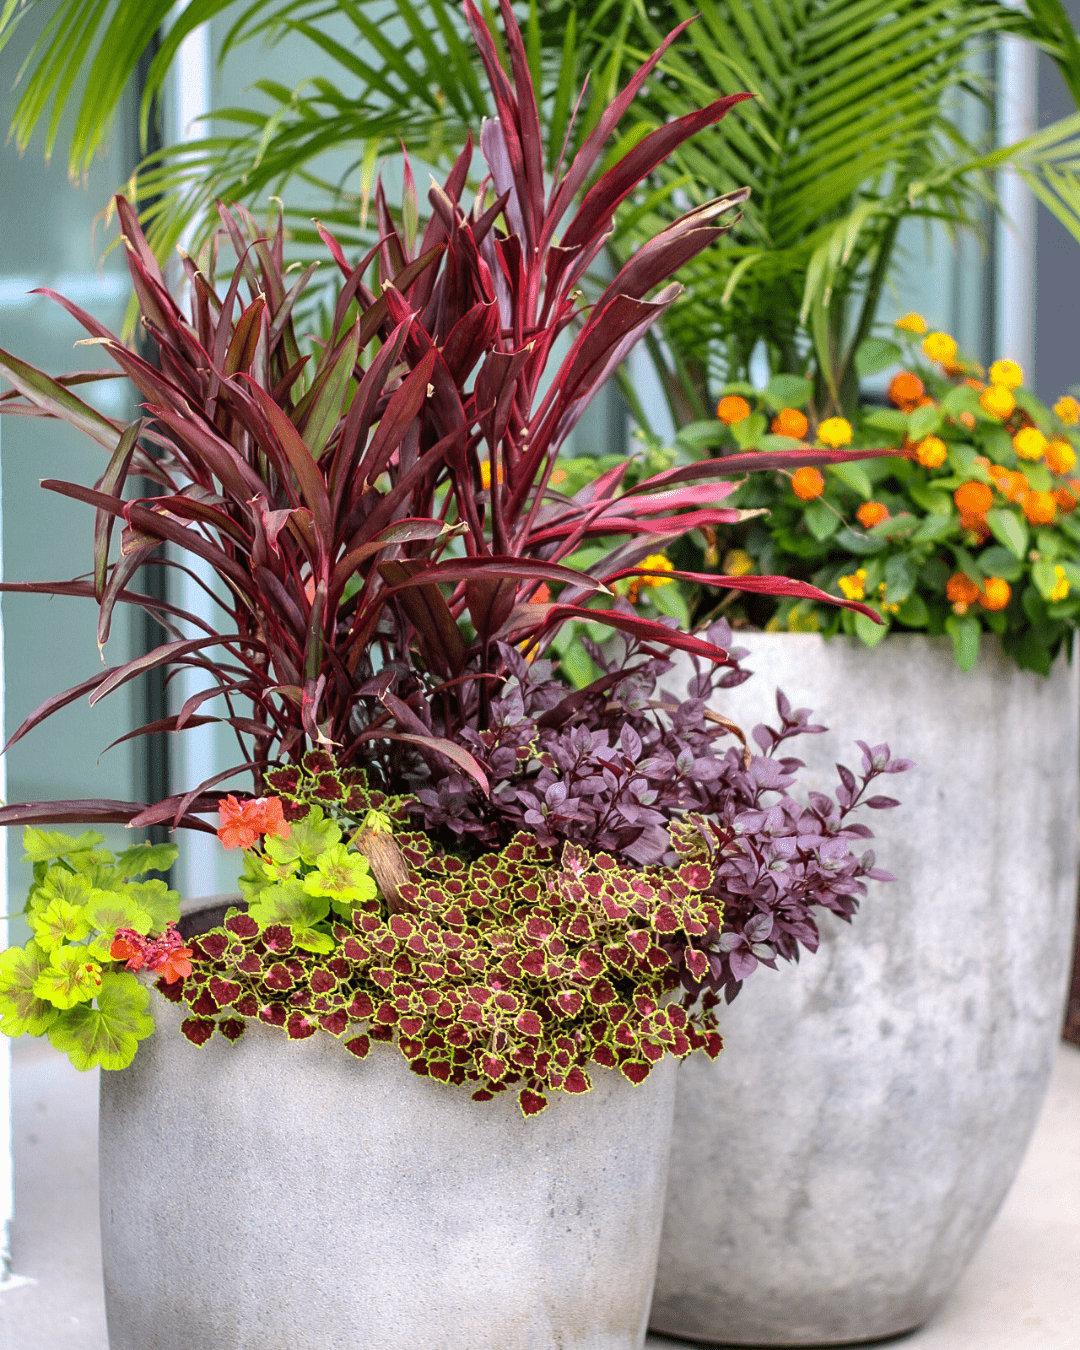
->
{"left": 651, "top": 633, "right": 1079, "bottom": 1346}
{"left": 99, "top": 953, "right": 677, "bottom": 1350}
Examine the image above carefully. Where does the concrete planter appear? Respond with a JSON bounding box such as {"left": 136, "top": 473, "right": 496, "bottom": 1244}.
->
{"left": 651, "top": 633, "right": 1079, "bottom": 1346}
{"left": 99, "top": 935, "right": 677, "bottom": 1350}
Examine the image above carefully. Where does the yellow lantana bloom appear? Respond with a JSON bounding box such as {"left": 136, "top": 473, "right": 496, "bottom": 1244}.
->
{"left": 817, "top": 417, "right": 853, "bottom": 448}
{"left": 838, "top": 569, "right": 867, "bottom": 600}
{"left": 1013, "top": 427, "right": 1048, "bottom": 462}
{"left": 895, "top": 313, "right": 927, "bottom": 334}
{"left": 1054, "top": 396, "right": 1080, "bottom": 426}
{"left": 923, "top": 331, "right": 958, "bottom": 364}
{"left": 979, "top": 385, "right": 1015, "bottom": 420}
{"left": 988, "top": 359, "right": 1023, "bottom": 389}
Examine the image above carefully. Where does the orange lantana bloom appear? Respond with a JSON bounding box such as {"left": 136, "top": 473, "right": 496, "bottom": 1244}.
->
{"left": 717, "top": 395, "right": 751, "bottom": 425}
{"left": 771, "top": 407, "right": 809, "bottom": 439}
{"left": 1022, "top": 492, "right": 1057, "bottom": 525}
{"left": 946, "top": 573, "right": 981, "bottom": 608}
{"left": 953, "top": 481, "right": 992, "bottom": 517}
{"left": 979, "top": 578, "right": 1011, "bottom": 611}
{"left": 888, "top": 371, "right": 924, "bottom": 410}
{"left": 791, "top": 467, "right": 825, "bottom": 500}
{"left": 856, "top": 501, "right": 889, "bottom": 528}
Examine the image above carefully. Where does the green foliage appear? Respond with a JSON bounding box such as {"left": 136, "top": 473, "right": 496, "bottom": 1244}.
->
{"left": 0, "top": 830, "right": 179, "bottom": 1070}
{"left": 176, "top": 797, "right": 722, "bottom": 1117}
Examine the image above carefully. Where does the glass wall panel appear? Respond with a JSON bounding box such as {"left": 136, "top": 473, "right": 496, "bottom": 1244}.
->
{"left": 0, "top": 11, "right": 139, "bottom": 908}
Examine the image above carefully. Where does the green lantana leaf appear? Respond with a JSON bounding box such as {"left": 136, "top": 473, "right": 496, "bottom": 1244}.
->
{"left": 124, "top": 880, "right": 180, "bottom": 933}
{"left": 27, "top": 897, "right": 92, "bottom": 951}
{"left": 301, "top": 844, "right": 378, "bottom": 913}
{"left": 21, "top": 827, "right": 106, "bottom": 864}
{"left": 0, "top": 942, "right": 60, "bottom": 1036}
{"left": 46, "top": 972, "right": 154, "bottom": 1072}
{"left": 247, "top": 879, "right": 330, "bottom": 931}
{"left": 33, "top": 947, "right": 104, "bottom": 1010}
{"left": 264, "top": 806, "right": 340, "bottom": 866}
{"left": 112, "top": 841, "right": 179, "bottom": 879}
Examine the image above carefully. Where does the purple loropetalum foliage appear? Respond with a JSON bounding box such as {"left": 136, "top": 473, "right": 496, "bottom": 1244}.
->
{"left": 383, "top": 617, "right": 911, "bottom": 1002}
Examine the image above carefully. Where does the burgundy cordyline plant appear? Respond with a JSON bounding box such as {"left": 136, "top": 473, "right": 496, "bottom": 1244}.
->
{"left": 0, "top": 0, "right": 907, "bottom": 1107}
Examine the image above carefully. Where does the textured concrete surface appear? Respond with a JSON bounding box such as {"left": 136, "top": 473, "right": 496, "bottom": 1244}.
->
{"left": 1, "top": 1037, "right": 1078, "bottom": 1349}
{"left": 99, "top": 991, "right": 677, "bottom": 1350}
{"left": 653, "top": 635, "right": 1080, "bottom": 1345}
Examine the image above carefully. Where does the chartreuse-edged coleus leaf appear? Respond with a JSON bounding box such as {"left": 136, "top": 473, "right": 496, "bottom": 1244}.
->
{"left": 46, "top": 972, "right": 155, "bottom": 1072}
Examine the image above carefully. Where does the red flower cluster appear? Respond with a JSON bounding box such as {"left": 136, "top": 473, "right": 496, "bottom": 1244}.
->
{"left": 111, "top": 923, "right": 194, "bottom": 984}
{"left": 217, "top": 796, "right": 290, "bottom": 851}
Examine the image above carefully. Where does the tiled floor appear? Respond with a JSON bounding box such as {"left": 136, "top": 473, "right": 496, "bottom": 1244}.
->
{"left": 2, "top": 1038, "right": 1077, "bottom": 1350}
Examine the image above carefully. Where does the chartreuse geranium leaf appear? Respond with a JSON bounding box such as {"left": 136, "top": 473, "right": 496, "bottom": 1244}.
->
{"left": 0, "top": 942, "right": 60, "bottom": 1036}
{"left": 301, "top": 844, "right": 378, "bottom": 914}
{"left": 112, "top": 841, "right": 179, "bottom": 879}
{"left": 33, "top": 866, "right": 94, "bottom": 911}
{"left": 83, "top": 891, "right": 154, "bottom": 959}
{"left": 47, "top": 972, "right": 154, "bottom": 1071}
{"left": 28, "top": 898, "right": 92, "bottom": 951}
{"left": 247, "top": 880, "right": 330, "bottom": 931}
{"left": 264, "top": 807, "right": 340, "bottom": 866}
{"left": 21, "top": 827, "right": 106, "bottom": 864}
{"left": 291, "top": 929, "right": 336, "bottom": 955}
{"left": 33, "top": 947, "right": 104, "bottom": 1009}
{"left": 124, "top": 879, "right": 180, "bottom": 933}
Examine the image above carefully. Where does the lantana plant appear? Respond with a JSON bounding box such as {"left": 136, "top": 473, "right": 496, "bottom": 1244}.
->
{"left": 638, "top": 315, "right": 1080, "bottom": 674}
{"left": 0, "top": 1, "right": 905, "bottom": 1108}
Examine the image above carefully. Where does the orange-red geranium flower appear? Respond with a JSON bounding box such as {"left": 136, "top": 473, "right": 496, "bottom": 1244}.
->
{"left": 150, "top": 945, "right": 194, "bottom": 984}
{"left": 217, "top": 795, "right": 290, "bottom": 850}
{"left": 110, "top": 935, "right": 145, "bottom": 969}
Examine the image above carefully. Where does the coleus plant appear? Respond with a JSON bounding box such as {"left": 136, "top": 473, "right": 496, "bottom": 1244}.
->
{"left": 0, "top": 0, "right": 880, "bottom": 836}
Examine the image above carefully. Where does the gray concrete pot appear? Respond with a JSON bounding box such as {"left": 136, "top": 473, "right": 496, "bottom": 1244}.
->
{"left": 651, "top": 633, "right": 1079, "bottom": 1346}
{"left": 99, "top": 945, "right": 677, "bottom": 1350}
